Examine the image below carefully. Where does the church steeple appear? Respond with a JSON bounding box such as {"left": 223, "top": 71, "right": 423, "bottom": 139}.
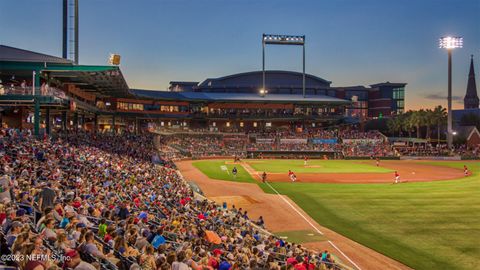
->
{"left": 464, "top": 55, "right": 479, "bottom": 109}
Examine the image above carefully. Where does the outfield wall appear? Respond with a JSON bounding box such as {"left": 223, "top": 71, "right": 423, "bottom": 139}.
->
{"left": 400, "top": 156, "right": 461, "bottom": 160}
{"left": 247, "top": 150, "right": 339, "bottom": 159}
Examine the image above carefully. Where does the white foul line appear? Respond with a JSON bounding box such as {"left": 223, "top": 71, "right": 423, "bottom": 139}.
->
{"left": 263, "top": 180, "right": 362, "bottom": 270}
{"left": 264, "top": 181, "right": 324, "bottom": 235}
{"left": 328, "top": 240, "right": 363, "bottom": 270}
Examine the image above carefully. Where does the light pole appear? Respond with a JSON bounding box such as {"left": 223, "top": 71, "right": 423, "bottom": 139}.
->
{"left": 262, "top": 34, "right": 305, "bottom": 97}
{"left": 439, "top": 36, "right": 462, "bottom": 148}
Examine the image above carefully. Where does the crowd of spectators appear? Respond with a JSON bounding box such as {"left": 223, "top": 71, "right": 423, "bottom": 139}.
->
{"left": 392, "top": 144, "right": 480, "bottom": 157}
{"left": 156, "top": 128, "right": 480, "bottom": 159}
{"left": 161, "top": 135, "right": 247, "bottom": 158}
{"left": 342, "top": 142, "right": 395, "bottom": 157}
{"left": 153, "top": 129, "right": 394, "bottom": 158}
{"left": 0, "top": 128, "right": 342, "bottom": 270}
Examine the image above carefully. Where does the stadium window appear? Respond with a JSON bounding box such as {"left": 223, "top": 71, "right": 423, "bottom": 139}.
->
{"left": 168, "top": 121, "right": 171, "bottom": 126}
{"left": 253, "top": 122, "right": 257, "bottom": 127}
{"left": 161, "top": 122, "right": 164, "bottom": 126}
{"left": 226, "top": 122, "right": 230, "bottom": 127}
{"left": 266, "top": 122, "right": 272, "bottom": 127}
{"left": 240, "top": 122, "right": 244, "bottom": 127}
{"left": 312, "top": 123, "right": 316, "bottom": 127}
{"left": 212, "top": 122, "right": 216, "bottom": 127}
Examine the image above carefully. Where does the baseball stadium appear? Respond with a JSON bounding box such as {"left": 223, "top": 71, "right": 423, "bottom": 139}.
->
{"left": 1, "top": 1, "right": 479, "bottom": 270}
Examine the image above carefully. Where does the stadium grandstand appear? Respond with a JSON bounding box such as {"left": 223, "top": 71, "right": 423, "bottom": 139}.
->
{"left": 0, "top": 43, "right": 478, "bottom": 270}
{"left": 0, "top": 44, "right": 364, "bottom": 270}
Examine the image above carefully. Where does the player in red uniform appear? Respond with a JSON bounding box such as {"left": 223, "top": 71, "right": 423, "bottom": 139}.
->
{"left": 394, "top": 171, "right": 400, "bottom": 184}
{"left": 375, "top": 157, "right": 380, "bottom": 167}
{"left": 304, "top": 156, "right": 308, "bottom": 166}
{"left": 464, "top": 165, "right": 469, "bottom": 176}
{"left": 288, "top": 170, "right": 296, "bottom": 182}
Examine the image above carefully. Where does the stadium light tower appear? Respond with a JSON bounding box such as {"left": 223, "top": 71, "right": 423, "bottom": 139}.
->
{"left": 262, "top": 34, "right": 306, "bottom": 97}
{"left": 439, "top": 36, "right": 463, "bottom": 148}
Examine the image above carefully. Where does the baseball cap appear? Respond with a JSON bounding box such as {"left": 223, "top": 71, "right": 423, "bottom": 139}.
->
{"left": 16, "top": 208, "right": 26, "bottom": 217}
{"left": 213, "top": 249, "right": 223, "bottom": 256}
{"left": 11, "top": 221, "right": 22, "bottom": 229}
{"left": 65, "top": 250, "right": 78, "bottom": 258}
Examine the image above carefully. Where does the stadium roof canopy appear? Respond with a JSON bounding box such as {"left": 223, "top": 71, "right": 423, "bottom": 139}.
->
{"left": 0, "top": 45, "right": 73, "bottom": 64}
{"left": 132, "top": 89, "right": 350, "bottom": 104}
{"left": 0, "top": 45, "right": 130, "bottom": 98}
{"left": 370, "top": 82, "right": 407, "bottom": 88}
{"left": 198, "top": 70, "right": 332, "bottom": 88}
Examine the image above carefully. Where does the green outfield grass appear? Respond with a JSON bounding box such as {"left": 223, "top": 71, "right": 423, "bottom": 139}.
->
{"left": 259, "top": 161, "right": 480, "bottom": 270}
{"left": 192, "top": 160, "right": 255, "bottom": 183}
{"left": 247, "top": 159, "right": 393, "bottom": 173}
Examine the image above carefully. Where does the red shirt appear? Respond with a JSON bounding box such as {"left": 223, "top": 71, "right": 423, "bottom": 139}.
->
{"left": 294, "top": 263, "right": 307, "bottom": 270}
{"left": 395, "top": 172, "right": 399, "bottom": 177}
{"left": 208, "top": 257, "right": 219, "bottom": 269}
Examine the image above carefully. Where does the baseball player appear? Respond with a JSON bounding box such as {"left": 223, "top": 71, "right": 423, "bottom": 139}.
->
{"left": 288, "top": 170, "right": 297, "bottom": 182}
{"left": 261, "top": 171, "right": 267, "bottom": 183}
{"left": 232, "top": 166, "right": 238, "bottom": 178}
{"left": 304, "top": 156, "right": 308, "bottom": 166}
{"left": 376, "top": 157, "right": 380, "bottom": 167}
{"left": 464, "top": 165, "right": 469, "bottom": 176}
{"left": 394, "top": 171, "right": 400, "bottom": 184}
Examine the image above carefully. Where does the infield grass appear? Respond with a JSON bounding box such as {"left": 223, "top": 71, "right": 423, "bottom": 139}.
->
{"left": 246, "top": 159, "right": 393, "bottom": 173}
{"left": 259, "top": 161, "right": 480, "bottom": 270}
{"left": 192, "top": 160, "right": 255, "bottom": 183}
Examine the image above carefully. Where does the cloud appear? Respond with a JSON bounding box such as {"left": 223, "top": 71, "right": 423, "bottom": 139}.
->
{"left": 424, "top": 93, "right": 463, "bottom": 103}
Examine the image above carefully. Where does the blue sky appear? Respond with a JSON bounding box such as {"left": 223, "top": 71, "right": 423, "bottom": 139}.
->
{"left": 1, "top": 0, "right": 479, "bottom": 109}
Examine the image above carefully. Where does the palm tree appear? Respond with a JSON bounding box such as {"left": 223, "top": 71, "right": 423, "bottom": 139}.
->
{"left": 432, "top": 105, "right": 447, "bottom": 142}
{"left": 387, "top": 115, "right": 403, "bottom": 136}
{"left": 403, "top": 111, "right": 415, "bottom": 138}
{"left": 424, "top": 109, "right": 435, "bottom": 139}
{"left": 406, "top": 110, "right": 421, "bottom": 138}
{"left": 419, "top": 109, "right": 430, "bottom": 138}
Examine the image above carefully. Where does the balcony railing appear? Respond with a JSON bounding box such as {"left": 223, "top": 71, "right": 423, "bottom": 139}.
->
{"left": 0, "top": 86, "right": 69, "bottom": 101}
{"left": 191, "top": 112, "right": 345, "bottom": 119}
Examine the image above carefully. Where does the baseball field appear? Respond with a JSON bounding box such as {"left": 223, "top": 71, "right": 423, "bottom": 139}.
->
{"left": 189, "top": 159, "right": 480, "bottom": 270}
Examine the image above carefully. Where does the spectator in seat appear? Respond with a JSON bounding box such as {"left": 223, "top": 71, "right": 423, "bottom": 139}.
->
{"left": 42, "top": 218, "right": 58, "bottom": 241}
{"left": 6, "top": 220, "right": 22, "bottom": 247}
{"left": 172, "top": 250, "right": 190, "bottom": 270}
{"left": 65, "top": 249, "right": 97, "bottom": 270}
{"left": 139, "top": 244, "right": 157, "bottom": 270}
{"left": 83, "top": 231, "right": 107, "bottom": 260}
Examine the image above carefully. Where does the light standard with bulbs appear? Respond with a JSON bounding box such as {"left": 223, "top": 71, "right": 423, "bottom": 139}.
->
{"left": 439, "top": 36, "right": 463, "bottom": 148}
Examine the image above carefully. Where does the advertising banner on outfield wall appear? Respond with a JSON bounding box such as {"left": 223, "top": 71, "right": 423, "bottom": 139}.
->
{"left": 280, "top": 138, "right": 308, "bottom": 144}
{"left": 312, "top": 138, "right": 338, "bottom": 144}
{"left": 400, "top": 156, "right": 461, "bottom": 161}
{"left": 342, "top": 139, "right": 383, "bottom": 144}
{"left": 256, "top": 138, "right": 274, "bottom": 143}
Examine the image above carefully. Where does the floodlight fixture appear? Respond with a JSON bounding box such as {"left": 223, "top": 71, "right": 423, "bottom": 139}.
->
{"left": 439, "top": 37, "right": 463, "bottom": 49}
{"left": 263, "top": 34, "right": 305, "bottom": 45}
{"left": 259, "top": 88, "right": 268, "bottom": 97}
